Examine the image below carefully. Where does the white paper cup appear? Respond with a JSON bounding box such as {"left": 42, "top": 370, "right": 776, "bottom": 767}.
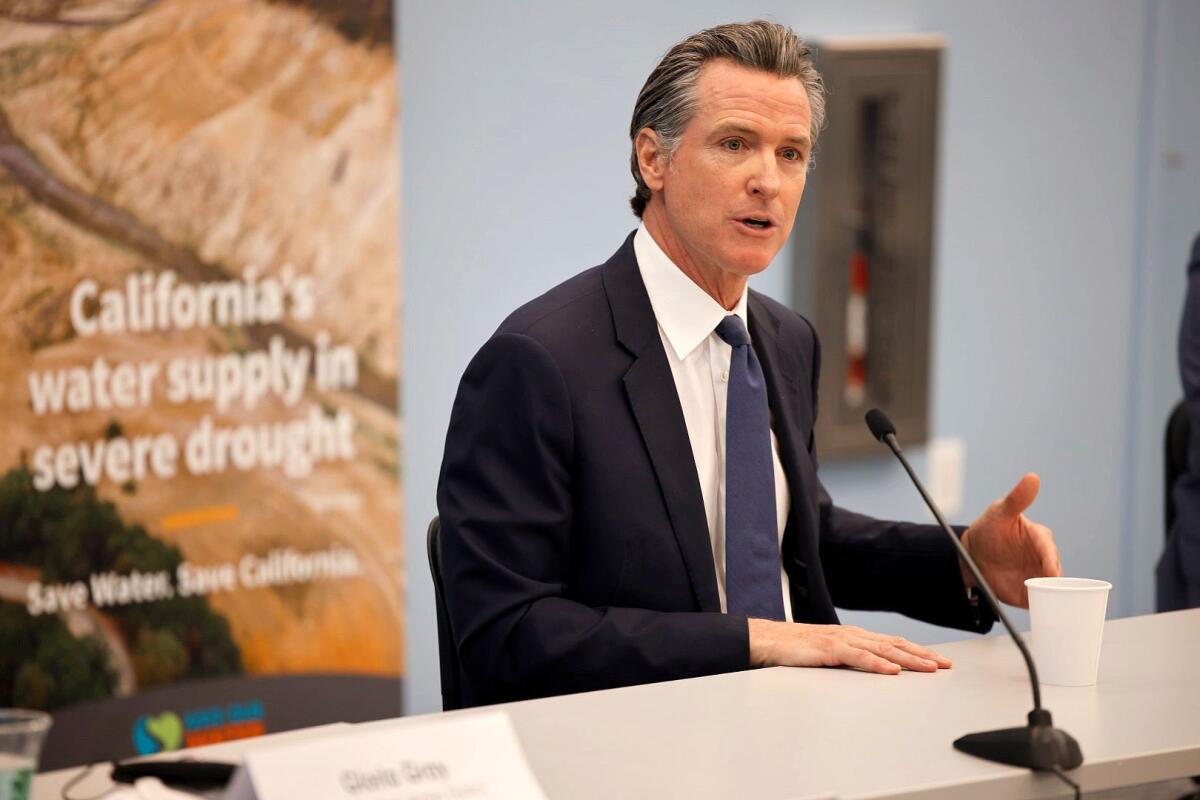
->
{"left": 1025, "top": 577, "right": 1112, "bottom": 686}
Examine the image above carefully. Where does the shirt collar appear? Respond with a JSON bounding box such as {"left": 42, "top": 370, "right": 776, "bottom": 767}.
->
{"left": 633, "top": 223, "right": 749, "bottom": 360}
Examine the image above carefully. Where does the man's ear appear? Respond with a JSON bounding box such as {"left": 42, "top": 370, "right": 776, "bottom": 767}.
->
{"left": 634, "top": 127, "right": 667, "bottom": 192}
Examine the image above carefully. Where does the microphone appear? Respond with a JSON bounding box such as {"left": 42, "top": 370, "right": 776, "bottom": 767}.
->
{"left": 864, "top": 408, "right": 1083, "bottom": 772}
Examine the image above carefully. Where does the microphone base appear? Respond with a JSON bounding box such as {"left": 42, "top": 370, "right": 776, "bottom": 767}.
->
{"left": 953, "top": 710, "right": 1083, "bottom": 771}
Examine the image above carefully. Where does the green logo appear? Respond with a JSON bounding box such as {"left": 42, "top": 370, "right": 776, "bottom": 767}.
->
{"left": 143, "top": 711, "right": 184, "bottom": 751}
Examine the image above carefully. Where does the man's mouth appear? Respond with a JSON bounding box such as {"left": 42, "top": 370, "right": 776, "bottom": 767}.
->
{"left": 738, "top": 217, "right": 774, "bottom": 230}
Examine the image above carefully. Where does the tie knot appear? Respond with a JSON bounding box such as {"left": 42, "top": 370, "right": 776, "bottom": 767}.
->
{"left": 715, "top": 315, "right": 750, "bottom": 347}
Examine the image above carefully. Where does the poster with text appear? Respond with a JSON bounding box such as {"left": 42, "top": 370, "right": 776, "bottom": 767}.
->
{"left": 0, "top": 0, "right": 402, "bottom": 768}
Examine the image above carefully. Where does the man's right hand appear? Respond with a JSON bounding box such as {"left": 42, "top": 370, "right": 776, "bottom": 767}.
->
{"left": 747, "top": 619, "right": 953, "bottom": 674}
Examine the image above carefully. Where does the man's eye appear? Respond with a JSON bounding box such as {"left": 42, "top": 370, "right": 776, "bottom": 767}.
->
{"left": 722, "top": 139, "right": 743, "bottom": 152}
{"left": 781, "top": 148, "right": 802, "bottom": 162}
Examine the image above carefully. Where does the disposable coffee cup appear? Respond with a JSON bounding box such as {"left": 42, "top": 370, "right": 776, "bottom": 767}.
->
{"left": 0, "top": 709, "right": 51, "bottom": 800}
{"left": 1025, "top": 577, "right": 1112, "bottom": 686}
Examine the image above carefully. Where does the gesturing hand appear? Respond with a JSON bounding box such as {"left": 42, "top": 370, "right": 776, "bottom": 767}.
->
{"left": 961, "top": 472, "right": 1062, "bottom": 608}
{"left": 747, "top": 618, "right": 952, "bottom": 674}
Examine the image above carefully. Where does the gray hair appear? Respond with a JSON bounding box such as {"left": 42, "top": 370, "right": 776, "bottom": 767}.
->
{"left": 628, "top": 20, "right": 826, "bottom": 218}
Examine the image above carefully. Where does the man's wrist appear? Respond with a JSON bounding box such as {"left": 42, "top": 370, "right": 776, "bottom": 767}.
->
{"left": 958, "top": 530, "right": 978, "bottom": 591}
{"left": 955, "top": 529, "right": 988, "bottom": 628}
{"left": 747, "top": 617, "right": 780, "bottom": 668}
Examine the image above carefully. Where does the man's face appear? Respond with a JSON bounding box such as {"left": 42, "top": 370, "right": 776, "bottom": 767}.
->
{"left": 642, "top": 59, "right": 813, "bottom": 283}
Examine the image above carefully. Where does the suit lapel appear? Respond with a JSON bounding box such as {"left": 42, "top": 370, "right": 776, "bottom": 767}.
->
{"left": 744, "top": 292, "right": 811, "bottom": 575}
{"left": 747, "top": 293, "right": 809, "bottom": 538}
{"left": 602, "top": 234, "right": 722, "bottom": 613}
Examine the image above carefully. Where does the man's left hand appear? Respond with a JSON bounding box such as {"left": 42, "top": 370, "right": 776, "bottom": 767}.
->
{"left": 961, "top": 472, "right": 1062, "bottom": 608}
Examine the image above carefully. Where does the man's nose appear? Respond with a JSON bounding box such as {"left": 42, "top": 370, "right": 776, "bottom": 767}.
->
{"left": 747, "top": 152, "right": 781, "bottom": 199}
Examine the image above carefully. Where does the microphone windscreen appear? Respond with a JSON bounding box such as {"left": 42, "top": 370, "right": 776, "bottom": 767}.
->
{"left": 865, "top": 408, "right": 896, "bottom": 442}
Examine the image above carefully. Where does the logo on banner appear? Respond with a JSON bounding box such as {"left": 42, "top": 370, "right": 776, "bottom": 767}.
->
{"left": 132, "top": 700, "right": 265, "bottom": 754}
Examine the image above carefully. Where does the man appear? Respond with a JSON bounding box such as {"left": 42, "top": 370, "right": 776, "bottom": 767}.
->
{"left": 438, "top": 20, "right": 1061, "bottom": 708}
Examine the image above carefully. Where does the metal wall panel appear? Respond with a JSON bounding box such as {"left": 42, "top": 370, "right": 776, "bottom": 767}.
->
{"left": 794, "top": 37, "right": 942, "bottom": 458}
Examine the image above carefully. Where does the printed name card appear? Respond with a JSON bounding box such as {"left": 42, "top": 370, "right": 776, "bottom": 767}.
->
{"left": 223, "top": 712, "right": 547, "bottom": 800}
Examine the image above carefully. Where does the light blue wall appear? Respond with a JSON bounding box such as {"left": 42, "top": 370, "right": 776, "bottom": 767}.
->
{"left": 400, "top": 0, "right": 1200, "bottom": 714}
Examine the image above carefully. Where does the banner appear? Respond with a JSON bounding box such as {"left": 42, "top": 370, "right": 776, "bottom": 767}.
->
{"left": 0, "top": 0, "right": 402, "bottom": 768}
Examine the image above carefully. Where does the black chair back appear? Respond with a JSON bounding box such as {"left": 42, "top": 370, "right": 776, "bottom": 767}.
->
{"left": 1166, "top": 400, "right": 1190, "bottom": 535}
{"left": 426, "top": 517, "right": 463, "bottom": 710}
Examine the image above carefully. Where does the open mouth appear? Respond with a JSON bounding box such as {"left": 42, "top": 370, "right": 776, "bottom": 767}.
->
{"left": 738, "top": 217, "right": 773, "bottom": 231}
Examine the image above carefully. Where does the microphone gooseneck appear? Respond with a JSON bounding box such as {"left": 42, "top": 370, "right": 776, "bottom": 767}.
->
{"left": 866, "top": 408, "right": 1041, "bottom": 712}
{"left": 863, "top": 408, "right": 1082, "bottom": 775}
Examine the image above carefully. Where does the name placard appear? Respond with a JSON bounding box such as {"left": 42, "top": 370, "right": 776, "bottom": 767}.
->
{"left": 223, "top": 712, "right": 546, "bottom": 800}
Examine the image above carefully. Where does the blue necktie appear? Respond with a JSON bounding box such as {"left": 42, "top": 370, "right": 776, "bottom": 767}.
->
{"left": 715, "top": 315, "right": 785, "bottom": 621}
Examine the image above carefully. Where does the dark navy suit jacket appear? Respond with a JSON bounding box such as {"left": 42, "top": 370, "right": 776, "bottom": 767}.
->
{"left": 1159, "top": 234, "right": 1200, "bottom": 611}
{"left": 437, "top": 234, "right": 993, "bottom": 707}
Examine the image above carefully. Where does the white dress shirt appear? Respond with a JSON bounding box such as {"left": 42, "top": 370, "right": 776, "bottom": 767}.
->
{"left": 634, "top": 224, "right": 794, "bottom": 621}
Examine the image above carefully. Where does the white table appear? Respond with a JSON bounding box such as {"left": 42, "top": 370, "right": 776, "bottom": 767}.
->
{"left": 34, "top": 609, "right": 1200, "bottom": 799}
